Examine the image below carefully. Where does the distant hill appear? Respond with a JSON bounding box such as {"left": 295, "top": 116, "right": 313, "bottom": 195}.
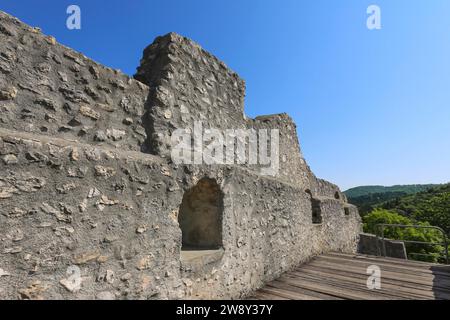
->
{"left": 344, "top": 184, "right": 442, "bottom": 216}
{"left": 344, "top": 184, "right": 440, "bottom": 198}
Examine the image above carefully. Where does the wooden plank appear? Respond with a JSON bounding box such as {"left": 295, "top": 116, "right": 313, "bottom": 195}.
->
{"left": 312, "top": 258, "right": 450, "bottom": 288}
{"left": 291, "top": 267, "right": 440, "bottom": 300}
{"left": 327, "top": 252, "right": 443, "bottom": 267}
{"left": 300, "top": 263, "right": 450, "bottom": 295}
{"left": 248, "top": 253, "right": 450, "bottom": 300}
{"left": 319, "top": 254, "right": 437, "bottom": 274}
{"left": 284, "top": 271, "right": 419, "bottom": 300}
{"left": 306, "top": 259, "right": 437, "bottom": 284}
{"left": 305, "top": 259, "right": 450, "bottom": 291}
{"left": 326, "top": 252, "right": 450, "bottom": 275}
{"left": 286, "top": 272, "right": 425, "bottom": 300}
{"left": 276, "top": 273, "right": 407, "bottom": 300}
{"left": 265, "top": 280, "right": 343, "bottom": 300}
{"left": 325, "top": 253, "right": 450, "bottom": 276}
{"left": 315, "top": 255, "right": 450, "bottom": 279}
{"left": 263, "top": 283, "right": 324, "bottom": 300}
{"left": 255, "top": 287, "right": 292, "bottom": 300}
{"left": 249, "top": 290, "right": 290, "bottom": 300}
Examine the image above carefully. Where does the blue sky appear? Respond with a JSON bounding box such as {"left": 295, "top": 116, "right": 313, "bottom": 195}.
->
{"left": 1, "top": 0, "right": 450, "bottom": 190}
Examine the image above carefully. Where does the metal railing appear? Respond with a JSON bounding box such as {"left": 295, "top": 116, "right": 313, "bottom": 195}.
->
{"left": 375, "top": 224, "right": 449, "bottom": 264}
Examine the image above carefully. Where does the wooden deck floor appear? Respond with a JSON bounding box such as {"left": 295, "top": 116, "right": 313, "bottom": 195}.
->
{"left": 249, "top": 252, "right": 450, "bottom": 300}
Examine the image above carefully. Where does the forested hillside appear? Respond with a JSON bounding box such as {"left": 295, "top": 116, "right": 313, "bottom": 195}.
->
{"left": 380, "top": 184, "right": 450, "bottom": 234}
{"left": 344, "top": 184, "right": 441, "bottom": 215}
{"left": 346, "top": 183, "right": 450, "bottom": 262}
{"left": 345, "top": 184, "right": 440, "bottom": 198}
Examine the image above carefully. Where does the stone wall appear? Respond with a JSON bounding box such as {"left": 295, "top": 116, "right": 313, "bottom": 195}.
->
{"left": 358, "top": 233, "right": 408, "bottom": 260}
{"left": 135, "top": 33, "right": 246, "bottom": 157}
{"left": 135, "top": 33, "right": 314, "bottom": 190}
{"left": 0, "top": 11, "right": 149, "bottom": 152}
{"left": 0, "top": 10, "right": 361, "bottom": 300}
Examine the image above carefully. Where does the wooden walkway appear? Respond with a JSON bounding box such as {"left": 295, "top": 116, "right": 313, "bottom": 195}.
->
{"left": 249, "top": 252, "right": 450, "bottom": 300}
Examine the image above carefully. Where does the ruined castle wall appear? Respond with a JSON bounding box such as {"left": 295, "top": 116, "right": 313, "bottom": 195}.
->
{"left": 0, "top": 11, "right": 149, "bottom": 152}
{"left": 0, "top": 128, "right": 360, "bottom": 299}
{"left": 310, "top": 177, "right": 348, "bottom": 201}
{"left": 250, "top": 113, "right": 312, "bottom": 190}
{"left": 135, "top": 33, "right": 247, "bottom": 157}
{"left": 0, "top": 128, "right": 182, "bottom": 299}
{"left": 134, "top": 33, "right": 313, "bottom": 190}
{"left": 0, "top": 11, "right": 361, "bottom": 300}
{"left": 133, "top": 32, "right": 356, "bottom": 214}
{"left": 177, "top": 168, "right": 360, "bottom": 299}
{"left": 132, "top": 32, "right": 362, "bottom": 298}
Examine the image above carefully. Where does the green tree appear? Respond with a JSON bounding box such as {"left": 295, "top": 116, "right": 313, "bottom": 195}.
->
{"left": 363, "top": 209, "right": 445, "bottom": 263}
{"left": 381, "top": 184, "right": 450, "bottom": 234}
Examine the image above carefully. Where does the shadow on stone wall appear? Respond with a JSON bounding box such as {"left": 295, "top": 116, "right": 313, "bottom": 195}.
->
{"left": 178, "top": 178, "right": 223, "bottom": 250}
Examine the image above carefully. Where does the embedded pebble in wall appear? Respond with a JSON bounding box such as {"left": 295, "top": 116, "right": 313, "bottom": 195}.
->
{"left": 0, "top": 86, "right": 17, "bottom": 100}
{"left": 164, "top": 109, "right": 172, "bottom": 119}
{"left": 34, "top": 98, "right": 57, "bottom": 111}
{"left": 94, "top": 130, "right": 107, "bottom": 142}
{"left": 2, "top": 154, "right": 18, "bottom": 165}
{"left": 18, "top": 281, "right": 47, "bottom": 300}
{"left": 84, "top": 86, "right": 100, "bottom": 100}
{"left": 45, "top": 36, "right": 56, "bottom": 45}
{"left": 87, "top": 187, "right": 101, "bottom": 198}
{"left": 123, "top": 117, "right": 133, "bottom": 125}
{"left": 25, "top": 151, "right": 47, "bottom": 162}
{"left": 106, "top": 128, "right": 126, "bottom": 141}
{"left": 57, "top": 71, "right": 68, "bottom": 82}
{"left": 79, "top": 105, "right": 100, "bottom": 120}
{"left": 78, "top": 199, "right": 87, "bottom": 212}
{"left": 60, "top": 277, "right": 81, "bottom": 293}
{"left": 94, "top": 165, "right": 116, "bottom": 178}
{"left": 69, "top": 148, "right": 80, "bottom": 161}
{"left": 0, "top": 268, "right": 11, "bottom": 277}
{"left": 56, "top": 182, "right": 77, "bottom": 194}
{"left": 89, "top": 65, "right": 100, "bottom": 79}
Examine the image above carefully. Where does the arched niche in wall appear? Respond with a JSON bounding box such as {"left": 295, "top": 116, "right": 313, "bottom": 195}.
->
{"left": 311, "top": 198, "right": 323, "bottom": 224}
{"left": 178, "top": 178, "right": 224, "bottom": 250}
{"left": 305, "top": 189, "right": 322, "bottom": 224}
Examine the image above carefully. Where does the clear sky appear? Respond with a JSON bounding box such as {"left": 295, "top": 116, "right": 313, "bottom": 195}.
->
{"left": 1, "top": 0, "right": 450, "bottom": 190}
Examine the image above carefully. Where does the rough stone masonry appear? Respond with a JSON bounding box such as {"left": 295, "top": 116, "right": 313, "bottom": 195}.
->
{"left": 0, "top": 10, "right": 361, "bottom": 300}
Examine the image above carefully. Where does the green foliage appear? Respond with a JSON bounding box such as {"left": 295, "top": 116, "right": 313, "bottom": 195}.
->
{"left": 381, "top": 184, "right": 450, "bottom": 234}
{"left": 346, "top": 183, "right": 450, "bottom": 262}
{"left": 363, "top": 209, "right": 411, "bottom": 234}
{"left": 363, "top": 209, "right": 446, "bottom": 263}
